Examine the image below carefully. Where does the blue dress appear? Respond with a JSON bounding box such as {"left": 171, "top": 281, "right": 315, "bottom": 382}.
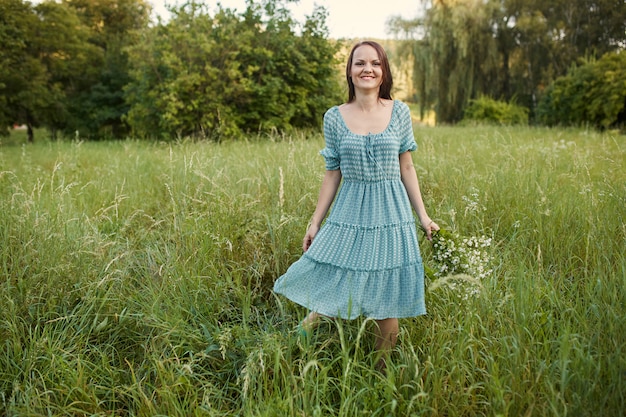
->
{"left": 273, "top": 100, "right": 426, "bottom": 320}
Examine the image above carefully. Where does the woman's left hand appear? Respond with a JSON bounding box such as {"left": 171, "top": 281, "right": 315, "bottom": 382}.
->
{"left": 420, "top": 217, "right": 440, "bottom": 241}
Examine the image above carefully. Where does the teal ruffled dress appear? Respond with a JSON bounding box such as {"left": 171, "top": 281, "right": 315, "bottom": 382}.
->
{"left": 273, "top": 100, "right": 426, "bottom": 320}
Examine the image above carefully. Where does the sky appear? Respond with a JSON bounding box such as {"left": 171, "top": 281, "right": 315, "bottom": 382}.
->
{"left": 147, "top": 0, "right": 421, "bottom": 40}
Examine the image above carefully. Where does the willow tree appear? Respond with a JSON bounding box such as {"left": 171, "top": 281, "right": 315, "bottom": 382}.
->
{"left": 391, "top": 0, "right": 626, "bottom": 124}
{"left": 407, "top": 0, "right": 499, "bottom": 124}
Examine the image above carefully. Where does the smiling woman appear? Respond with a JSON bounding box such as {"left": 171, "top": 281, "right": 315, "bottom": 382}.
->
{"left": 346, "top": 41, "right": 393, "bottom": 104}
{"left": 273, "top": 40, "right": 440, "bottom": 372}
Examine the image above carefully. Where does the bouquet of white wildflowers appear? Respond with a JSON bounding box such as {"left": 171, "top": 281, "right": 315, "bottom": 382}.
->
{"left": 424, "top": 228, "right": 493, "bottom": 299}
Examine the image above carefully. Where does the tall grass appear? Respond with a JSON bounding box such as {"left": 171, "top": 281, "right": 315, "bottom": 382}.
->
{"left": 1, "top": 126, "right": 624, "bottom": 416}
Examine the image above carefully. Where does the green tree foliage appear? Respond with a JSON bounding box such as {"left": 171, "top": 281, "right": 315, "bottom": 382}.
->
{"left": 390, "top": 0, "right": 626, "bottom": 125}
{"left": 497, "top": 0, "right": 625, "bottom": 111}
{"left": 34, "top": 1, "right": 101, "bottom": 138}
{"left": 537, "top": 52, "right": 626, "bottom": 129}
{"left": 62, "top": 0, "right": 150, "bottom": 139}
{"left": 0, "top": 0, "right": 40, "bottom": 138}
{"left": 124, "top": 0, "right": 342, "bottom": 140}
{"left": 0, "top": 0, "right": 148, "bottom": 141}
{"left": 0, "top": 0, "right": 93, "bottom": 141}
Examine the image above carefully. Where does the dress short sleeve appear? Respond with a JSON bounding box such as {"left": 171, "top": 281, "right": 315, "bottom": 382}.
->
{"left": 397, "top": 102, "right": 418, "bottom": 154}
{"left": 320, "top": 108, "right": 341, "bottom": 170}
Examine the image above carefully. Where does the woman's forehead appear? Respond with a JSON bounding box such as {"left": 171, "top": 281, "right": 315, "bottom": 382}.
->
{"left": 353, "top": 45, "right": 379, "bottom": 60}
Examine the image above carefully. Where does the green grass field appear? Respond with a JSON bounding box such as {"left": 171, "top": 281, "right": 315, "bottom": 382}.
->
{"left": 1, "top": 126, "right": 625, "bottom": 416}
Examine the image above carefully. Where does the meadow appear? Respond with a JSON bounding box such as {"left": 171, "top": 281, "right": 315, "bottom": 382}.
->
{"left": 0, "top": 125, "right": 624, "bottom": 416}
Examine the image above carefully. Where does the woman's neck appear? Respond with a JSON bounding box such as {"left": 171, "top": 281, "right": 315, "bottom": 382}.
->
{"left": 352, "top": 92, "right": 384, "bottom": 113}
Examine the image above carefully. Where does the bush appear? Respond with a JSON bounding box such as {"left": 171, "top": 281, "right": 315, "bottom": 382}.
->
{"left": 537, "top": 51, "right": 626, "bottom": 129}
{"left": 460, "top": 96, "right": 528, "bottom": 125}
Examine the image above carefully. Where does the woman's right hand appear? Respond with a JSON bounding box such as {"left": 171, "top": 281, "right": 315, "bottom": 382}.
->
{"left": 302, "top": 224, "right": 320, "bottom": 252}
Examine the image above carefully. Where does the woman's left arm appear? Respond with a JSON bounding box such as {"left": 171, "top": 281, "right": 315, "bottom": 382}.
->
{"left": 399, "top": 151, "right": 439, "bottom": 240}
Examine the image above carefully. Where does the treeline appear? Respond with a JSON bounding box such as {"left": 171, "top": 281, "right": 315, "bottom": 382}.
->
{"left": 0, "top": 0, "right": 343, "bottom": 141}
{"left": 1, "top": 0, "right": 150, "bottom": 141}
{"left": 389, "top": 0, "right": 626, "bottom": 127}
{"left": 1, "top": 0, "right": 625, "bottom": 141}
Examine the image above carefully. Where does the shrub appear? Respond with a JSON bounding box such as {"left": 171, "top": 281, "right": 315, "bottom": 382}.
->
{"left": 460, "top": 96, "right": 528, "bottom": 125}
{"left": 537, "top": 51, "right": 626, "bottom": 129}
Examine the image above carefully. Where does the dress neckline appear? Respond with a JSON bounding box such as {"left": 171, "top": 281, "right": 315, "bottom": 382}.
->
{"left": 335, "top": 100, "right": 397, "bottom": 137}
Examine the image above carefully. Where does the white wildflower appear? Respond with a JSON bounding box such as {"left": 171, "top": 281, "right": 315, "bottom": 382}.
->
{"left": 429, "top": 228, "right": 494, "bottom": 299}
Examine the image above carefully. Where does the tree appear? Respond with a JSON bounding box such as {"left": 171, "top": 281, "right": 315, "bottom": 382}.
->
{"left": 62, "top": 0, "right": 150, "bottom": 139}
{"left": 0, "top": 0, "right": 93, "bottom": 141}
{"left": 123, "top": 3, "right": 246, "bottom": 139}
{"left": 0, "top": 0, "right": 42, "bottom": 139}
{"left": 405, "top": 0, "right": 499, "bottom": 124}
{"left": 124, "top": 0, "right": 342, "bottom": 139}
{"left": 389, "top": 0, "right": 626, "bottom": 124}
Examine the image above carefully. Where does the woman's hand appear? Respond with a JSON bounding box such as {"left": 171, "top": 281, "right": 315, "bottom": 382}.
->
{"left": 420, "top": 217, "right": 440, "bottom": 241}
{"left": 303, "top": 224, "right": 320, "bottom": 252}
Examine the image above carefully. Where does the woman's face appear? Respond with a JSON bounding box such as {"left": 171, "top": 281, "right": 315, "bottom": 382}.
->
{"left": 349, "top": 44, "right": 383, "bottom": 93}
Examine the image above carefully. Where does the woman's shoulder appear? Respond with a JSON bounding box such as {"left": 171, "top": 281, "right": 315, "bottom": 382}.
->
{"left": 324, "top": 104, "right": 342, "bottom": 120}
{"left": 392, "top": 99, "right": 410, "bottom": 112}
{"left": 391, "top": 100, "right": 412, "bottom": 121}
{"left": 324, "top": 104, "right": 347, "bottom": 129}
{"left": 323, "top": 105, "right": 345, "bottom": 135}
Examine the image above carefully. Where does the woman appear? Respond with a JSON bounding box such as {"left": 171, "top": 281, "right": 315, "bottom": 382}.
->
{"left": 273, "top": 40, "right": 439, "bottom": 366}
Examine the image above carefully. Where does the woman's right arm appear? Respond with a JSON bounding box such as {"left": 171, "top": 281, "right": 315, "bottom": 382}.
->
{"left": 303, "top": 169, "right": 342, "bottom": 251}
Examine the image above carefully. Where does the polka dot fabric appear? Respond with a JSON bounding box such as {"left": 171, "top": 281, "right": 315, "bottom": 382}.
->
{"left": 273, "top": 100, "right": 426, "bottom": 320}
